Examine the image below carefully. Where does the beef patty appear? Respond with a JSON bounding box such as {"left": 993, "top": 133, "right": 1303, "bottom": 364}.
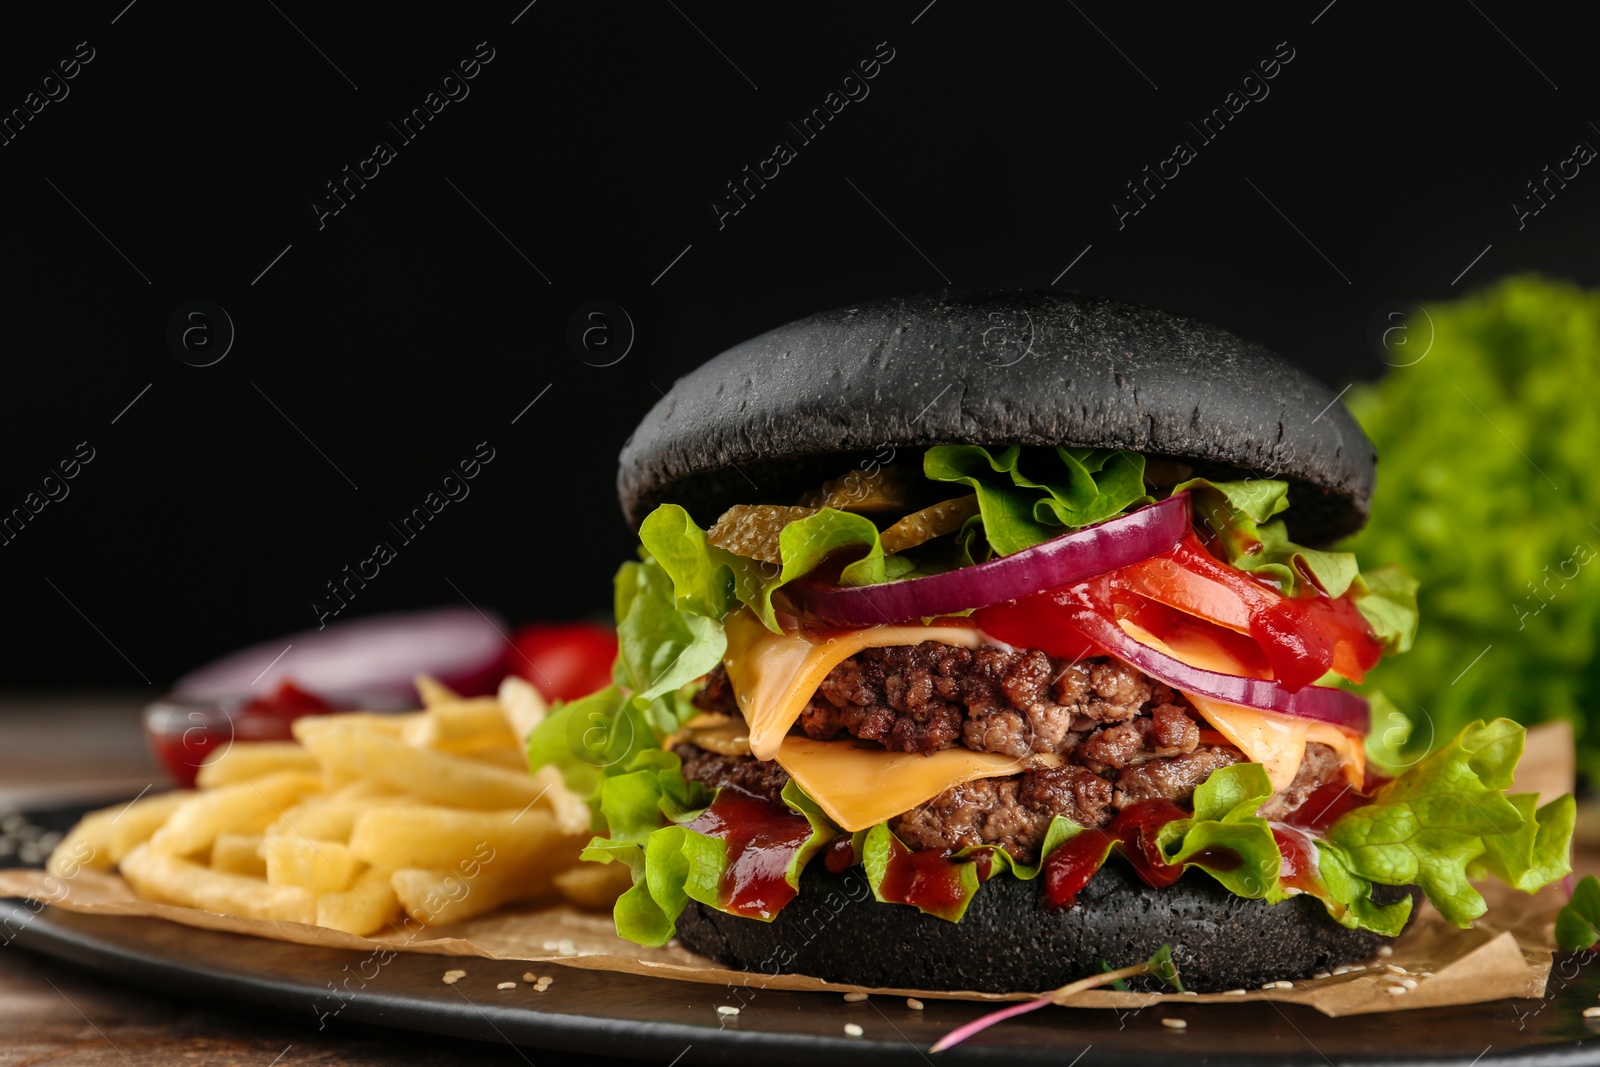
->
{"left": 683, "top": 642, "right": 1348, "bottom": 863}
{"left": 698, "top": 643, "right": 1207, "bottom": 759}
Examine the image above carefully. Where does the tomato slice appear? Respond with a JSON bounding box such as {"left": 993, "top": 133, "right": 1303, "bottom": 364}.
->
{"left": 1113, "top": 532, "right": 1382, "bottom": 689}
{"left": 979, "top": 530, "right": 1384, "bottom": 692}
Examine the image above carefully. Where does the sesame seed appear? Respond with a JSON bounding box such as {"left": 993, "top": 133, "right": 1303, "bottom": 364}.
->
{"left": 717, "top": 1006, "right": 740, "bottom": 1016}
{"left": 1284, "top": 887, "right": 1303, "bottom": 896}
{"left": 1223, "top": 989, "right": 1247, "bottom": 996}
{"left": 1399, "top": 978, "right": 1418, "bottom": 989}
{"left": 1386, "top": 985, "right": 1409, "bottom": 996}
{"left": 906, "top": 998, "right": 924, "bottom": 1011}
{"left": 1378, "top": 946, "right": 1394, "bottom": 957}
{"left": 1584, "top": 1007, "right": 1600, "bottom": 1018}
{"left": 1420, "top": 971, "right": 1435, "bottom": 978}
{"left": 1312, "top": 972, "right": 1330, "bottom": 980}
{"left": 844, "top": 1023, "right": 864, "bottom": 1037}
{"left": 1260, "top": 982, "right": 1276, "bottom": 990}
{"left": 442, "top": 970, "right": 466, "bottom": 985}
{"left": 539, "top": 975, "right": 553, "bottom": 984}
{"left": 497, "top": 982, "right": 517, "bottom": 991}
{"left": 843, "top": 992, "right": 869, "bottom": 1003}
{"left": 522, "top": 972, "right": 537, "bottom": 983}
{"left": 1273, "top": 981, "right": 1294, "bottom": 989}
{"left": 1385, "top": 964, "right": 1407, "bottom": 975}
{"left": 1181, "top": 990, "right": 1198, "bottom": 996}
{"left": 1162, "top": 1018, "right": 1188, "bottom": 1030}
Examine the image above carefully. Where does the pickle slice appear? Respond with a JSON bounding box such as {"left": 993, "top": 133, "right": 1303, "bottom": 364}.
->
{"left": 706, "top": 504, "right": 819, "bottom": 563}
{"left": 879, "top": 495, "right": 980, "bottom": 553}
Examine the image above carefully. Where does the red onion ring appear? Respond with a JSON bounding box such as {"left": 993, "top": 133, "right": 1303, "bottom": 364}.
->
{"left": 1050, "top": 583, "right": 1370, "bottom": 733}
{"left": 785, "top": 493, "right": 1192, "bottom": 626}
{"left": 175, "top": 607, "right": 510, "bottom": 703}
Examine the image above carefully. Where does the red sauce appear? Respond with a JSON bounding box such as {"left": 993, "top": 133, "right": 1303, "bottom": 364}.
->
{"left": 684, "top": 789, "right": 815, "bottom": 919}
{"left": 239, "top": 680, "right": 335, "bottom": 719}
{"left": 1282, "top": 781, "right": 1375, "bottom": 834}
{"left": 147, "top": 680, "right": 339, "bottom": 787}
{"left": 876, "top": 837, "right": 973, "bottom": 918}
{"left": 147, "top": 729, "right": 226, "bottom": 787}
{"left": 1273, "top": 827, "right": 1320, "bottom": 894}
{"left": 823, "top": 835, "right": 856, "bottom": 873}
{"left": 1041, "top": 799, "right": 1220, "bottom": 907}
{"left": 1042, "top": 828, "right": 1116, "bottom": 907}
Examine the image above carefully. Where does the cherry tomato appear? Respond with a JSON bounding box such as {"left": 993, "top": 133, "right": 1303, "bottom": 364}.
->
{"left": 509, "top": 622, "right": 618, "bottom": 703}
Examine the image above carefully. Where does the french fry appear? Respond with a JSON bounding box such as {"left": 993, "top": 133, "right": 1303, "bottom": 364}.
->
{"left": 262, "top": 836, "right": 366, "bottom": 892}
{"left": 211, "top": 833, "right": 267, "bottom": 877}
{"left": 120, "top": 844, "right": 316, "bottom": 924}
{"left": 553, "top": 861, "right": 633, "bottom": 911}
{"left": 348, "top": 805, "right": 568, "bottom": 870}
{"left": 402, "top": 700, "right": 518, "bottom": 755}
{"left": 297, "top": 722, "right": 552, "bottom": 810}
{"left": 45, "top": 814, "right": 115, "bottom": 879}
{"left": 103, "top": 791, "right": 197, "bottom": 860}
{"left": 333, "top": 778, "right": 403, "bottom": 801}
{"left": 461, "top": 746, "right": 532, "bottom": 772}
{"left": 262, "top": 793, "right": 417, "bottom": 844}
{"left": 196, "top": 742, "right": 319, "bottom": 788}
{"left": 529, "top": 765, "right": 591, "bottom": 836}
{"left": 317, "top": 867, "right": 400, "bottom": 936}
{"left": 148, "top": 772, "right": 323, "bottom": 857}
{"left": 292, "top": 711, "right": 415, "bottom": 741}
{"left": 390, "top": 840, "right": 579, "bottom": 927}
{"left": 46, "top": 790, "right": 195, "bottom": 878}
{"left": 497, "top": 674, "right": 548, "bottom": 744}
{"left": 414, "top": 674, "right": 459, "bottom": 707}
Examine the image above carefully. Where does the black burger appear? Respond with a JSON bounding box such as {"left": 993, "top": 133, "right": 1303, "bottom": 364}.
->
{"left": 526, "top": 292, "right": 1573, "bottom": 993}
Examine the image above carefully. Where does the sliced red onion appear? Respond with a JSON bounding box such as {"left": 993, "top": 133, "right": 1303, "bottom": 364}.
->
{"left": 786, "top": 493, "right": 1192, "bottom": 626}
{"left": 1058, "top": 589, "right": 1370, "bottom": 733}
{"left": 175, "top": 607, "right": 510, "bottom": 703}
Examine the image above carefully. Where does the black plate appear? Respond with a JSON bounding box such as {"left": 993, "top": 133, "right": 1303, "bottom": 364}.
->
{"left": 6, "top": 801, "right": 1600, "bottom": 1065}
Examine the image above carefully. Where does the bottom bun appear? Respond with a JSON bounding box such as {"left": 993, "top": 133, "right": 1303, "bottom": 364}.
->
{"left": 676, "top": 859, "right": 1407, "bottom": 993}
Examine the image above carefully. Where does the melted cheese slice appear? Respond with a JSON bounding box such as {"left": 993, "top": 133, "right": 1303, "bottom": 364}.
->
{"left": 722, "top": 609, "right": 985, "bottom": 760}
{"left": 1184, "top": 693, "right": 1365, "bottom": 792}
{"left": 1118, "top": 618, "right": 1364, "bottom": 791}
{"left": 776, "top": 737, "right": 1025, "bottom": 832}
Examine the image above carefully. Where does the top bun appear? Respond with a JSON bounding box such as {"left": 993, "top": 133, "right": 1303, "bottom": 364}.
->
{"left": 619, "top": 292, "right": 1375, "bottom": 545}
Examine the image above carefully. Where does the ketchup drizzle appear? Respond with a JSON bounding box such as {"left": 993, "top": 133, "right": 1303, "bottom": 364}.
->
{"left": 1042, "top": 799, "right": 1244, "bottom": 908}
{"left": 684, "top": 789, "right": 815, "bottom": 919}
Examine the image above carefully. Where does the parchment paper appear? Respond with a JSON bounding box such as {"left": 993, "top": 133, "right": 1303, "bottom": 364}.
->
{"left": 1, "top": 722, "right": 1575, "bottom": 1018}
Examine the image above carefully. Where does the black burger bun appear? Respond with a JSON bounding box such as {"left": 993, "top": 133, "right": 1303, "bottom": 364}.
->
{"left": 674, "top": 858, "right": 1405, "bottom": 994}
{"left": 619, "top": 292, "right": 1374, "bottom": 545}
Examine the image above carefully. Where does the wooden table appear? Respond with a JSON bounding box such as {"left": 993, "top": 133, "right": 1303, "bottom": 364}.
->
{"left": 0, "top": 694, "right": 641, "bottom": 1066}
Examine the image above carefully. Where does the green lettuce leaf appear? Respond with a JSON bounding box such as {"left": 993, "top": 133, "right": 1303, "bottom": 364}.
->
{"left": 1155, "top": 762, "right": 1285, "bottom": 901}
{"left": 525, "top": 685, "right": 658, "bottom": 826}
{"left": 1555, "top": 875, "right": 1600, "bottom": 951}
{"left": 924, "top": 445, "right": 1150, "bottom": 556}
{"left": 1319, "top": 718, "right": 1571, "bottom": 927}
{"left": 737, "top": 508, "right": 888, "bottom": 631}
{"left": 1175, "top": 476, "right": 1419, "bottom": 654}
{"left": 638, "top": 504, "right": 734, "bottom": 619}
{"left": 1311, "top": 841, "right": 1414, "bottom": 937}
{"left": 617, "top": 530, "right": 728, "bottom": 705}
{"left": 584, "top": 770, "right": 839, "bottom": 947}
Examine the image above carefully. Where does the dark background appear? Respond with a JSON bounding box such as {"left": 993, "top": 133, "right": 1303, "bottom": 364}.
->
{"left": 4, "top": 0, "right": 1596, "bottom": 689}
